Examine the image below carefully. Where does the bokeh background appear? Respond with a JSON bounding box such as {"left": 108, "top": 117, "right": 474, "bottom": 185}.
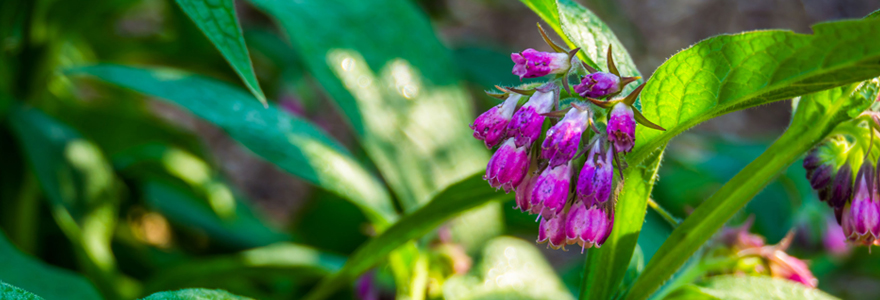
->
{"left": 2, "top": 0, "right": 880, "bottom": 299}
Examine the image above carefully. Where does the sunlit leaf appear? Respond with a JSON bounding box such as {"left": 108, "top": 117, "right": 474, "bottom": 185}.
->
{"left": 694, "top": 275, "right": 838, "bottom": 300}
{"left": 443, "top": 237, "right": 575, "bottom": 300}
{"left": 629, "top": 17, "right": 880, "bottom": 169}
{"left": 71, "top": 65, "right": 397, "bottom": 226}
{"left": 303, "top": 173, "right": 512, "bottom": 300}
{"left": 628, "top": 80, "right": 879, "bottom": 300}
{"left": 175, "top": 0, "right": 266, "bottom": 105}
{"left": 248, "top": 0, "right": 488, "bottom": 210}
{"left": 0, "top": 232, "right": 102, "bottom": 300}
{"left": 141, "top": 288, "right": 253, "bottom": 300}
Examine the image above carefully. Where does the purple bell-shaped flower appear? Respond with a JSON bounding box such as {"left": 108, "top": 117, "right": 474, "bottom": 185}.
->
{"left": 470, "top": 93, "right": 522, "bottom": 148}
{"left": 511, "top": 48, "right": 571, "bottom": 79}
{"left": 542, "top": 107, "right": 590, "bottom": 167}
{"left": 507, "top": 85, "right": 556, "bottom": 148}
{"left": 484, "top": 138, "right": 530, "bottom": 193}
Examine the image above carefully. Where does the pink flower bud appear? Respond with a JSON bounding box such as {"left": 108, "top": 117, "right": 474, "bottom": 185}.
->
{"left": 507, "top": 88, "right": 556, "bottom": 148}
{"left": 470, "top": 93, "right": 521, "bottom": 148}
{"left": 577, "top": 142, "right": 614, "bottom": 205}
{"left": 574, "top": 72, "right": 620, "bottom": 98}
{"left": 537, "top": 212, "right": 568, "bottom": 250}
{"left": 841, "top": 163, "right": 880, "bottom": 245}
{"left": 484, "top": 139, "right": 530, "bottom": 193}
{"left": 542, "top": 108, "right": 590, "bottom": 167}
{"left": 515, "top": 171, "right": 539, "bottom": 213}
{"left": 511, "top": 48, "right": 571, "bottom": 79}
{"left": 607, "top": 103, "right": 636, "bottom": 153}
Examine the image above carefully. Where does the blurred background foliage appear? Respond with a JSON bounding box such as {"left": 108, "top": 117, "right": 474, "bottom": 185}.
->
{"left": 1, "top": 0, "right": 879, "bottom": 299}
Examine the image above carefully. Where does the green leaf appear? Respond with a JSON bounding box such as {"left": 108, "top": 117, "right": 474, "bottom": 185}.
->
{"left": 694, "top": 275, "right": 838, "bottom": 300}
{"left": 628, "top": 17, "right": 880, "bottom": 169}
{"left": 141, "top": 288, "right": 253, "bottom": 300}
{"left": 442, "top": 237, "right": 575, "bottom": 300}
{"left": 142, "top": 181, "right": 289, "bottom": 249}
{"left": 627, "top": 80, "right": 878, "bottom": 300}
{"left": 0, "top": 282, "right": 44, "bottom": 300}
{"left": 517, "top": 0, "right": 576, "bottom": 50}
{"left": 0, "top": 232, "right": 102, "bottom": 300}
{"left": 580, "top": 149, "right": 664, "bottom": 300}
{"left": 71, "top": 65, "right": 397, "bottom": 226}
{"left": 302, "top": 173, "right": 512, "bottom": 300}
{"left": 247, "top": 0, "right": 488, "bottom": 210}
{"left": 145, "top": 242, "right": 344, "bottom": 291}
{"left": 175, "top": 0, "right": 266, "bottom": 105}
{"left": 8, "top": 105, "right": 135, "bottom": 299}
{"left": 556, "top": 0, "right": 642, "bottom": 92}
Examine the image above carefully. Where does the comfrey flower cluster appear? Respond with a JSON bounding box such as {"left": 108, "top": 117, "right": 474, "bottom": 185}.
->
{"left": 470, "top": 25, "right": 663, "bottom": 252}
{"left": 803, "top": 123, "right": 880, "bottom": 247}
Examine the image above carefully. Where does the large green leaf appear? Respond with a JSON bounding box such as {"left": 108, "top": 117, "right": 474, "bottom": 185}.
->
{"left": 175, "top": 0, "right": 266, "bottom": 105}
{"left": 629, "top": 17, "right": 880, "bottom": 168}
{"left": 248, "top": 0, "right": 488, "bottom": 210}
{"left": 0, "top": 282, "right": 44, "bottom": 300}
{"left": 627, "top": 80, "right": 878, "bottom": 300}
{"left": 9, "top": 105, "right": 135, "bottom": 299}
{"left": 71, "top": 65, "right": 396, "bottom": 226}
{"left": 145, "top": 242, "right": 344, "bottom": 292}
{"left": 0, "top": 231, "right": 102, "bottom": 300}
{"left": 302, "top": 173, "right": 512, "bottom": 300}
{"left": 141, "top": 289, "right": 252, "bottom": 300}
{"left": 694, "top": 275, "right": 838, "bottom": 300}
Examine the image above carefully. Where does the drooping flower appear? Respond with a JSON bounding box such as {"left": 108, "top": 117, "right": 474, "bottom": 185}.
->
{"left": 829, "top": 162, "right": 853, "bottom": 214}
{"left": 484, "top": 138, "right": 530, "bottom": 193}
{"left": 511, "top": 48, "right": 571, "bottom": 79}
{"left": 607, "top": 102, "right": 636, "bottom": 153}
{"left": 565, "top": 200, "right": 613, "bottom": 251}
{"left": 577, "top": 142, "right": 614, "bottom": 204}
{"left": 530, "top": 161, "right": 572, "bottom": 219}
{"left": 471, "top": 93, "right": 522, "bottom": 148}
{"left": 542, "top": 107, "right": 590, "bottom": 167}
{"left": 840, "top": 162, "right": 880, "bottom": 244}
{"left": 514, "top": 170, "right": 539, "bottom": 213}
{"left": 507, "top": 85, "right": 556, "bottom": 148}
{"left": 537, "top": 212, "right": 568, "bottom": 250}
{"left": 574, "top": 72, "right": 620, "bottom": 98}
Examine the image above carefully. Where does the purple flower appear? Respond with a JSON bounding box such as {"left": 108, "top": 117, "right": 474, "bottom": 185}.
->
{"left": 830, "top": 163, "right": 853, "bottom": 211}
{"left": 574, "top": 72, "right": 620, "bottom": 98}
{"left": 537, "top": 212, "right": 568, "bottom": 250}
{"left": 565, "top": 200, "right": 613, "bottom": 251}
{"left": 471, "top": 93, "right": 522, "bottom": 148}
{"left": 484, "top": 138, "right": 530, "bottom": 193}
{"left": 542, "top": 108, "right": 590, "bottom": 167}
{"left": 577, "top": 142, "right": 614, "bottom": 205}
{"left": 809, "top": 164, "right": 834, "bottom": 190}
{"left": 768, "top": 251, "right": 818, "bottom": 288}
{"left": 841, "top": 163, "right": 880, "bottom": 244}
{"left": 515, "top": 171, "right": 539, "bottom": 213}
{"left": 530, "top": 161, "right": 572, "bottom": 219}
{"left": 607, "top": 103, "right": 636, "bottom": 153}
{"left": 507, "top": 87, "right": 556, "bottom": 148}
{"left": 511, "top": 48, "right": 571, "bottom": 79}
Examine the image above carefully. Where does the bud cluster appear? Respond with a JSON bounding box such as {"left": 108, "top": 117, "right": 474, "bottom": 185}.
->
{"left": 469, "top": 25, "right": 664, "bottom": 252}
{"left": 712, "top": 220, "right": 818, "bottom": 288}
{"left": 803, "top": 130, "right": 880, "bottom": 247}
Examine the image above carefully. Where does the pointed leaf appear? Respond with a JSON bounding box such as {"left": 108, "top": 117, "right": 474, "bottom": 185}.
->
{"left": 695, "top": 275, "right": 838, "bottom": 300}
{"left": 0, "top": 282, "right": 44, "bottom": 300}
{"left": 175, "top": 0, "right": 266, "bottom": 105}
{"left": 70, "top": 65, "right": 397, "bottom": 226}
